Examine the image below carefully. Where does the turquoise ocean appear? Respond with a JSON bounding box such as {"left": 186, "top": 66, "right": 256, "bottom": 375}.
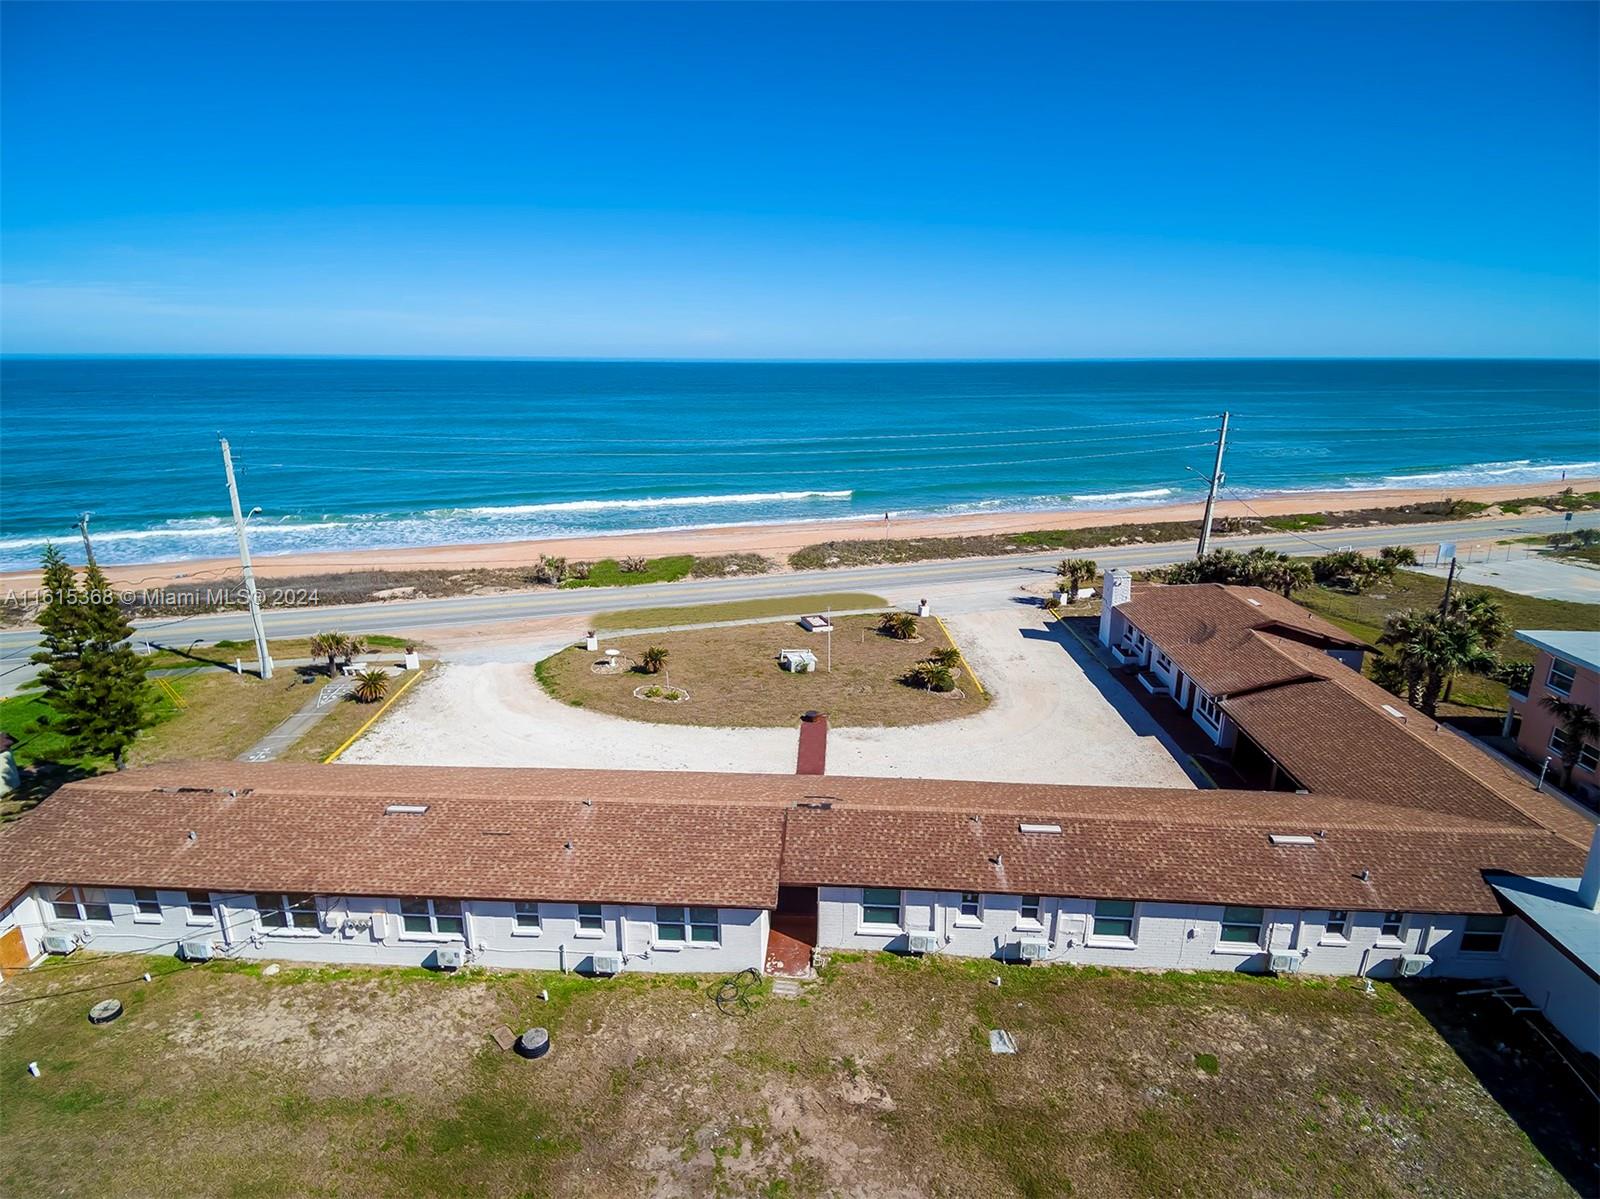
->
{"left": 1, "top": 357, "right": 1596, "bottom": 571}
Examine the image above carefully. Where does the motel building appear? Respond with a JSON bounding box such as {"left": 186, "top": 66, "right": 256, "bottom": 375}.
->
{"left": 1, "top": 586, "right": 1597, "bottom": 1057}
{"left": 1504, "top": 629, "right": 1600, "bottom": 805}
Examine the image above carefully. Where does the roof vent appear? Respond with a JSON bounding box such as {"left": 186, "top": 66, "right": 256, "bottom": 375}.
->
{"left": 990, "top": 851, "right": 1004, "bottom": 867}
{"left": 564, "top": 840, "right": 574, "bottom": 851}
{"left": 186, "top": 830, "right": 197, "bottom": 843}
{"left": 1358, "top": 869, "right": 1371, "bottom": 883}
{"left": 1019, "top": 823, "right": 1062, "bottom": 835}
{"left": 384, "top": 804, "right": 429, "bottom": 815}
{"left": 1268, "top": 834, "right": 1315, "bottom": 847}
{"left": 796, "top": 800, "right": 833, "bottom": 810}
{"left": 1381, "top": 704, "right": 1407, "bottom": 721}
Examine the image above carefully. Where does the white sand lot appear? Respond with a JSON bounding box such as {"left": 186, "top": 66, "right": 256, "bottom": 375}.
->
{"left": 345, "top": 609, "right": 1195, "bottom": 788}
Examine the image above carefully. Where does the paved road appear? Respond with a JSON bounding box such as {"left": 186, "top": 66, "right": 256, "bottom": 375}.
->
{"left": 2, "top": 510, "right": 1595, "bottom": 694}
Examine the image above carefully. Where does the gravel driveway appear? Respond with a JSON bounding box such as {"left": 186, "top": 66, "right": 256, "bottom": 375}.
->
{"left": 345, "top": 607, "right": 1195, "bottom": 788}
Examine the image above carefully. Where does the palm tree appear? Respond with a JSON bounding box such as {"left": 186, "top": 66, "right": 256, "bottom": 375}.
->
{"left": 640, "top": 646, "right": 669, "bottom": 674}
{"left": 908, "top": 661, "right": 956, "bottom": 692}
{"left": 1539, "top": 697, "right": 1600, "bottom": 789}
{"left": 352, "top": 667, "right": 390, "bottom": 704}
{"left": 928, "top": 647, "right": 962, "bottom": 670}
{"left": 1437, "top": 592, "right": 1509, "bottom": 702}
{"left": 1313, "top": 550, "right": 1377, "bottom": 593}
{"left": 1055, "top": 558, "right": 1098, "bottom": 603}
{"left": 878, "top": 612, "right": 918, "bottom": 640}
{"left": 1378, "top": 607, "right": 1488, "bottom": 716}
{"left": 309, "top": 631, "right": 353, "bottom": 679}
{"left": 1379, "top": 545, "right": 1419, "bottom": 569}
{"left": 1266, "top": 559, "right": 1315, "bottom": 598}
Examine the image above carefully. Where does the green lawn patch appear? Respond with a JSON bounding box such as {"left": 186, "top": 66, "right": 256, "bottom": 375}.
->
{"left": 563, "top": 555, "right": 696, "bottom": 587}
{"left": 1262, "top": 514, "right": 1327, "bottom": 531}
{"left": 591, "top": 593, "right": 887, "bottom": 631}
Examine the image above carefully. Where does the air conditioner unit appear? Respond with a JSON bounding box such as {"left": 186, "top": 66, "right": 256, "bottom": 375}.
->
{"left": 1268, "top": 950, "right": 1299, "bottom": 974}
{"left": 42, "top": 933, "right": 76, "bottom": 955}
{"left": 432, "top": 945, "right": 464, "bottom": 971}
{"left": 1016, "top": 937, "right": 1050, "bottom": 962}
{"left": 1397, "top": 954, "right": 1432, "bottom": 978}
{"left": 178, "top": 938, "right": 214, "bottom": 962}
{"left": 906, "top": 931, "right": 940, "bottom": 955}
{"left": 589, "top": 951, "right": 623, "bottom": 976}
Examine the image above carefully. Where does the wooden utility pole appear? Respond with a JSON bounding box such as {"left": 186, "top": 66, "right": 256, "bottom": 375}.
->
{"left": 77, "top": 512, "right": 97, "bottom": 569}
{"left": 219, "top": 437, "right": 273, "bottom": 680}
{"left": 1195, "top": 411, "right": 1230, "bottom": 558}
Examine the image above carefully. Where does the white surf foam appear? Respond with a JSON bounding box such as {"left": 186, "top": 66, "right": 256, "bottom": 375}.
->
{"left": 431, "top": 490, "right": 854, "bottom": 517}
{"left": 1380, "top": 460, "right": 1598, "bottom": 486}
{"left": 1068, "top": 487, "right": 1175, "bottom": 503}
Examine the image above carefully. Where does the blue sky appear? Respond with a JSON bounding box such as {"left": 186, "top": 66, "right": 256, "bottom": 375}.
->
{"left": 2, "top": 2, "right": 1596, "bottom": 358}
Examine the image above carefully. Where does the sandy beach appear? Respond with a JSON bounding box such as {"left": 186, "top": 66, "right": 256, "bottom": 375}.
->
{"left": 12, "top": 478, "right": 1592, "bottom": 592}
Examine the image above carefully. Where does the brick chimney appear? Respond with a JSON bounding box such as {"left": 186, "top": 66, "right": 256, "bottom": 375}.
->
{"left": 796, "top": 710, "right": 828, "bottom": 776}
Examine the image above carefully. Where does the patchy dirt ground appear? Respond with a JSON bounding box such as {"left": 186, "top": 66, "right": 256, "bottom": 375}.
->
{"left": 1, "top": 953, "right": 1591, "bottom": 1198}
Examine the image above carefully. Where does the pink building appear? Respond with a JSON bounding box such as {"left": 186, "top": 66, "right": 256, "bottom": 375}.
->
{"left": 1507, "top": 631, "right": 1600, "bottom": 802}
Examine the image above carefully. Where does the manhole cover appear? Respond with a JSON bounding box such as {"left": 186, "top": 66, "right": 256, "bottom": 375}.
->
{"left": 88, "top": 999, "right": 124, "bottom": 1025}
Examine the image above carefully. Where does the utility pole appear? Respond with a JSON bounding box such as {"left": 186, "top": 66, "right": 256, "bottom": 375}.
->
{"left": 1438, "top": 557, "right": 1458, "bottom": 614}
{"left": 1195, "top": 411, "right": 1230, "bottom": 558}
{"left": 219, "top": 437, "right": 273, "bottom": 679}
{"left": 76, "top": 512, "right": 97, "bottom": 569}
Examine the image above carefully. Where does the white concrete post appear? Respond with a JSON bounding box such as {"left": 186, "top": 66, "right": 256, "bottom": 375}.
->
{"left": 1578, "top": 825, "right": 1600, "bottom": 911}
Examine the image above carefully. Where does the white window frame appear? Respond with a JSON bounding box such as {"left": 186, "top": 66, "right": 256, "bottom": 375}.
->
{"left": 1378, "top": 911, "right": 1406, "bottom": 944}
{"left": 397, "top": 897, "right": 464, "bottom": 941}
{"left": 1319, "top": 909, "right": 1350, "bottom": 945}
{"left": 256, "top": 892, "right": 321, "bottom": 936}
{"left": 859, "top": 888, "right": 902, "bottom": 934}
{"left": 1460, "top": 914, "right": 1507, "bottom": 955}
{"left": 653, "top": 906, "right": 720, "bottom": 949}
{"left": 47, "top": 886, "right": 112, "bottom": 924}
{"left": 1549, "top": 727, "right": 1570, "bottom": 756}
{"left": 1547, "top": 657, "right": 1577, "bottom": 696}
{"left": 955, "top": 892, "right": 983, "bottom": 926}
{"left": 1155, "top": 651, "right": 1172, "bottom": 672}
{"left": 185, "top": 890, "right": 216, "bottom": 925}
{"left": 131, "top": 887, "right": 164, "bottom": 924}
{"left": 1015, "top": 895, "right": 1044, "bottom": 931}
{"left": 1216, "top": 905, "right": 1265, "bottom": 952}
{"left": 1087, "top": 899, "right": 1138, "bottom": 947}
{"left": 511, "top": 901, "right": 542, "bottom": 936}
{"left": 575, "top": 903, "right": 605, "bottom": 939}
{"left": 1193, "top": 690, "right": 1223, "bottom": 727}
{"left": 1555, "top": 728, "right": 1600, "bottom": 774}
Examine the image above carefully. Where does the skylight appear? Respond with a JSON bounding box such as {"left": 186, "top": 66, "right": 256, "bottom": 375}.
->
{"left": 1381, "top": 704, "right": 1406, "bottom": 719}
{"left": 384, "top": 804, "right": 429, "bottom": 815}
{"left": 1268, "top": 833, "right": 1316, "bottom": 846}
{"left": 1019, "top": 822, "right": 1063, "bottom": 835}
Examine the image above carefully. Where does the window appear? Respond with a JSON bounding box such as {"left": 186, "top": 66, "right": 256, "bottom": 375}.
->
{"left": 1092, "top": 899, "right": 1136, "bottom": 940}
{"left": 1461, "top": 915, "right": 1507, "bottom": 954}
{"left": 133, "top": 888, "right": 162, "bottom": 920}
{"left": 398, "top": 897, "right": 463, "bottom": 937}
{"left": 513, "top": 901, "right": 541, "bottom": 933}
{"left": 1554, "top": 728, "right": 1600, "bottom": 773}
{"left": 1548, "top": 657, "right": 1577, "bottom": 696}
{"left": 577, "top": 903, "right": 603, "bottom": 933}
{"left": 1194, "top": 692, "right": 1222, "bottom": 726}
{"left": 47, "top": 887, "right": 112, "bottom": 923}
{"left": 862, "top": 888, "right": 901, "bottom": 926}
{"left": 1219, "top": 906, "right": 1264, "bottom": 946}
{"left": 1018, "top": 895, "right": 1042, "bottom": 926}
{"left": 657, "top": 906, "right": 719, "bottom": 944}
{"left": 1323, "top": 910, "right": 1350, "bottom": 941}
{"left": 1155, "top": 652, "right": 1172, "bottom": 671}
{"left": 186, "top": 891, "right": 214, "bottom": 922}
{"left": 257, "top": 893, "right": 318, "bottom": 931}
{"left": 958, "top": 892, "right": 982, "bottom": 921}
{"left": 1380, "top": 911, "right": 1405, "bottom": 940}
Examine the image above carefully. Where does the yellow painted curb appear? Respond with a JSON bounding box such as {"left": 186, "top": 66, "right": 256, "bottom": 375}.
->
{"left": 155, "top": 676, "right": 188, "bottom": 710}
{"left": 933, "top": 614, "right": 986, "bottom": 698}
{"left": 323, "top": 668, "right": 424, "bottom": 763}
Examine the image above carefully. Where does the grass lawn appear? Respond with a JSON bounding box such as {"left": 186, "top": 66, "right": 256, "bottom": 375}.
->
{"left": 1295, "top": 570, "right": 1600, "bottom": 711}
{"left": 0, "top": 953, "right": 1586, "bottom": 1199}
{"left": 125, "top": 671, "right": 322, "bottom": 766}
{"left": 562, "top": 554, "right": 696, "bottom": 587}
{"left": 539, "top": 613, "right": 984, "bottom": 728}
{"left": 592, "top": 592, "right": 887, "bottom": 632}
{"left": 137, "top": 633, "right": 424, "bottom": 673}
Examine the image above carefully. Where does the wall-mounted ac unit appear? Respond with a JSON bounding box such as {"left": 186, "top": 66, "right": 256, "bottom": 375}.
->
{"left": 178, "top": 938, "right": 214, "bottom": 962}
{"left": 42, "top": 933, "right": 76, "bottom": 955}
{"left": 906, "top": 931, "right": 940, "bottom": 955}
{"left": 1016, "top": 938, "right": 1049, "bottom": 962}
{"left": 433, "top": 945, "right": 464, "bottom": 971}
{"left": 1268, "top": 950, "right": 1300, "bottom": 974}
{"left": 1397, "top": 954, "right": 1432, "bottom": 978}
{"left": 589, "top": 951, "right": 623, "bottom": 976}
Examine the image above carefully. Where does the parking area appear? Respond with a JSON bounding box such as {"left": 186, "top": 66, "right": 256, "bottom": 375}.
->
{"left": 345, "top": 606, "right": 1196, "bottom": 788}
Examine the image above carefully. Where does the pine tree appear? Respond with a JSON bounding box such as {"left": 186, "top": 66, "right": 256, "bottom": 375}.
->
{"left": 30, "top": 547, "right": 150, "bottom": 768}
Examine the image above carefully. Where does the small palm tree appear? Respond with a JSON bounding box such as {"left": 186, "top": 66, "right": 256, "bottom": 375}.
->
{"left": 1539, "top": 697, "right": 1600, "bottom": 789}
{"left": 352, "top": 667, "right": 390, "bottom": 704}
{"left": 909, "top": 661, "right": 956, "bottom": 692}
{"left": 929, "top": 647, "right": 962, "bottom": 670}
{"left": 878, "top": 611, "right": 918, "bottom": 640}
{"left": 1379, "top": 545, "right": 1419, "bottom": 569}
{"left": 640, "top": 646, "right": 669, "bottom": 674}
{"left": 1056, "top": 558, "right": 1098, "bottom": 604}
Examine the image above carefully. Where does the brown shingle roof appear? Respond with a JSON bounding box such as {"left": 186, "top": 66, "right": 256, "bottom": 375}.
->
{"left": 1116, "top": 584, "right": 1365, "bottom": 697}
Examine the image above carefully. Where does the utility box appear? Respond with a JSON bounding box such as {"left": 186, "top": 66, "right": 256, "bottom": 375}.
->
{"left": 433, "top": 945, "right": 465, "bottom": 971}
{"left": 1397, "top": 954, "right": 1432, "bottom": 978}
{"left": 42, "top": 934, "right": 76, "bottom": 956}
{"left": 589, "top": 952, "right": 623, "bottom": 976}
{"left": 179, "top": 938, "right": 215, "bottom": 962}
{"left": 906, "top": 932, "right": 940, "bottom": 955}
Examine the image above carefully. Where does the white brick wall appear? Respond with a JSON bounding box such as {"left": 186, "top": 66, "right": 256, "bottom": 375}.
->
{"left": 22, "top": 887, "right": 766, "bottom": 976}
{"left": 817, "top": 888, "right": 1510, "bottom": 979}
